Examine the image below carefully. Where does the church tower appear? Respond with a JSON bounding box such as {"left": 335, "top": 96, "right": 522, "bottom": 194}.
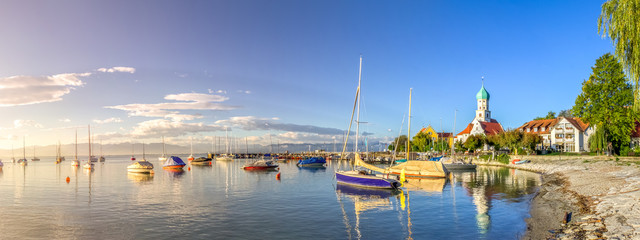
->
{"left": 475, "top": 81, "right": 491, "bottom": 122}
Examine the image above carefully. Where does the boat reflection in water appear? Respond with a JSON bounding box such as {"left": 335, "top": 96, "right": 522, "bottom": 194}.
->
{"left": 127, "top": 172, "right": 154, "bottom": 183}
{"left": 164, "top": 168, "right": 185, "bottom": 178}
{"left": 336, "top": 183, "right": 402, "bottom": 240}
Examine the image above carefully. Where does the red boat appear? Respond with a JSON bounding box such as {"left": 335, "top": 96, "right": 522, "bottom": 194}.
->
{"left": 242, "top": 159, "right": 279, "bottom": 170}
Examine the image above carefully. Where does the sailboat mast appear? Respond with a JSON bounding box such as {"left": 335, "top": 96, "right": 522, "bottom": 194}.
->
{"left": 451, "top": 110, "right": 457, "bottom": 158}
{"left": 142, "top": 142, "right": 146, "bottom": 160}
{"left": 407, "top": 88, "right": 412, "bottom": 161}
{"left": 23, "top": 136, "right": 26, "bottom": 160}
{"left": 355, "top": 55, "right": 362, "bottom": 153}
{"left": 162, "top": 136, "right": 166, "bottom": 156}
{"left": 88, "top": 125, "right": 92, "bottom": 160}
{"left": 75, "top": 130, "right": 78, "bottom": 161}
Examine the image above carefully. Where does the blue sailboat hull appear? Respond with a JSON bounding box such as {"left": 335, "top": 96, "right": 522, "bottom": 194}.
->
{"left": 335, "top": 171, "right": 400, "bottom": 189}
{"left": 297, "top": 157, "right": 326, "bottom": 167}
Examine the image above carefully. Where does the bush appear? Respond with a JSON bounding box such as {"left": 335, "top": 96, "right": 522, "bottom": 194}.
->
{"left": 495, "top": 153, "right": 510, "bottom": 164}
{"left": 621, "top": 145, "right": 631, "bottom": 156}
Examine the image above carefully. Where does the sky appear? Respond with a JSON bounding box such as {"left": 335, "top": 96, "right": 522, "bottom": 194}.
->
{"left": 0, "top": 0, "right": 615, "bottom": 151}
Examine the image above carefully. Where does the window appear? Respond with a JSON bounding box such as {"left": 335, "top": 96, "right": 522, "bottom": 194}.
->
{"left": 541, "top": 127, "right": 545, "bottom": 131}
{"left": 534, "top": 127, "right": 538, "bottom": 132}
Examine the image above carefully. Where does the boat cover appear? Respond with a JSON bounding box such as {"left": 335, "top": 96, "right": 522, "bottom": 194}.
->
{"left": 354, "top": 153, "right": 447, "bottom": 178}
{"left": 128, "top": 161, "right": 154, "bottom": 169}
{"left": 297, "top": 157, "right": 326, "bottom": 165}
{"left": 164, "top": 156, "right": 186, "bottom": 167}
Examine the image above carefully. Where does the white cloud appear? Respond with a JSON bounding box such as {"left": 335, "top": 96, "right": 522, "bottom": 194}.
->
{"left": 237, "top": 90, "right": 251, "bottom": 94}
{"left": 208, "top": 89, "right": 227, "bottom": 94}
{"left": 215, "top": 116, "right": 346, "bottom": 135}
{"left": 93, "top": 117, "right": 123, "bottom": 124}
{"left": 14, "top": 119, "right": 43, "bottom": 129}
{"left": 59, "top": 118, "right": 71, "bottom": 123}
{"left": 0, "top": 73, "right": 88, "bottom": 106}
{"left": 97, "top": 66, "right": 136, "bottom": 74}
{"left": 106, "top": 92, "right": 238, "bottom": 121}
{"left": 130, "top": 119, "right": 225, "bottom": 138}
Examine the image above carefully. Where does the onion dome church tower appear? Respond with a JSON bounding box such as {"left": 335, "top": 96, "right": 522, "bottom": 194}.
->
{"left": 475, "top": 81, "right": 491, "bottom": 122}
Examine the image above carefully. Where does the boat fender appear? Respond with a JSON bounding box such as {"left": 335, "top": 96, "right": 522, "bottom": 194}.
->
{"left": 66, "top": 176, "right": 70, "bottom": 183}
{"left": 188, "top": 167, "right": 191, "bottom": 171}
{"left": 276, "top": 172, "right": 281, "bottom": 180}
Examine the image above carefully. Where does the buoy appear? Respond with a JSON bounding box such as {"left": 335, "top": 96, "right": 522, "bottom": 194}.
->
{"left": 276, "top": 172, "right": 281, "bottom": 180}
{"left": 66, "top": 176, "right": 70, "bottom": 183}
{"left": 209, "top": 161, "right": 212, "bottom": 165}
{"left": 188, "top": 167, "right": 191, "bottom": 171}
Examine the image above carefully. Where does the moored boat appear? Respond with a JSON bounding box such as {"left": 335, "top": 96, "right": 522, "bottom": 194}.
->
{"left": 83, "top": 162, "right": 94, "bottom": 169}
{"left": 297, "top": 156, "right": 326, "bottom": 167}
{"left": 163, "top": 156, "right": 186, "bottom": 169}
{"left": 242, "top": 159, "right": 278, "bottom": 170}
{"left": 191, "top": 156, "right": 212, "bottom": 165}
{"left": 336, "top": 170, "right": 401, "bottom": 189}
{"left": 128, "top": 142, "right": 154, "bottom": 173}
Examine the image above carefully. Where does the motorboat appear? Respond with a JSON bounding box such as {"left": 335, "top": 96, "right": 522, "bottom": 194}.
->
{"left": 242, "top": 159, "right": 278, "bottom": 170}
{"left": 297, "top": 156, "right": 326, "bottom": 167}
{"left": 128, "top": 160, "right": 154, "bottom": 173}
{"left": 71, "top": 160, "right": 80, "bottom": 167}
{"left": 163, "top": 156, "right": 186, "bottom": 169}
{"left": 191, "top": 157, "right": 212, "bottom": 165}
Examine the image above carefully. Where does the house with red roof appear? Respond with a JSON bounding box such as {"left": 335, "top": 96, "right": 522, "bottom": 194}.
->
{"left": 518, "top": 117, "right": 594, "bottom": 152}
{"left": 455, "top": 83, "right": 504, "bottom": 144}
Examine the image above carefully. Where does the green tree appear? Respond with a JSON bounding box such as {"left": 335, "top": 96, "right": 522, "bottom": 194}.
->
{"left": 572, "top": 53, "right": 636, "bottom": 154}
{"left": 521, "top": 133, "right": 542, "bottom": 154}
{"left": 454, "top": 140, "right": 466, "bottom": 153}
{"left": 599, "top": 0, "right": 640, "bottom": 108}
{"left": 534, "top": 111, "right": 556, "bottom": 120}
{"left": 500, "top": 129, "right": 524, "bottom": 155}
{"left": 388, "top": 135, "right": 408, "bottom": 152}
{"left": 464, "top": 134, "right": 485, "bottom": 153}
{"left": 558, "top": 109, "right": 574, "bottom": 118}
{"left": 411, "top": 131, "right": 432, "bottom": 152}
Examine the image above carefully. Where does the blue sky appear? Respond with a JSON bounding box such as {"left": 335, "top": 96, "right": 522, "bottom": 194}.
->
{"left": 0, "top": 0, "right": 614, "bottom": 149}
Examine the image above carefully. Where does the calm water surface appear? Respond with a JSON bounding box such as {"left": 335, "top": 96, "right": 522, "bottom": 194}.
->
{"left": 0, "top": 157, "right": 540, "bottom": 239}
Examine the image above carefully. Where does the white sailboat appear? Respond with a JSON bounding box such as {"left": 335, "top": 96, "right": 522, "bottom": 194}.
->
{"left": 128, "top": 142, "right": 154, "bottom": 173}
{"left": 31, "top": 146, "right": 40, "bottom": 161}
{"left": 18, "top": 137, "right": 27, "bottom": 166}
{"left": 216, "top": 128, "right": 234, "bottom": 161}
{"left": 158, "top": 136, "right": 167, "bottom": 161}
{"left": 187, "top": 136, "right": 194, "bottom": 161}
{"left": 83, "top": 125, "right": 95, "bottom": 170}
{"left": 71, "top": 130, "right": 80, "bottom": 167}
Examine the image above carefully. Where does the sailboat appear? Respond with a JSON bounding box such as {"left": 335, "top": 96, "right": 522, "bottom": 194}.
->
{"left": 335, "top": 56, "right": 401, "bottom": 189}
{"left": 31, "top": 146, "right": 40, "bottom": 161}
{"left": 83, "top": 125, "right": 95, "bottom": 170}
{"left": 187, "top": 136, "right": 195, "bottom": 161}
{"left": 11, "top": 144, "right": 15, "bottom": 163}
{"left": 128, "top": 142, "right": 154, "bottom": 173}
{"left": 71, "top": 130, "right": 80, "bottom": 167}
{"left": 130, "top": 142, "right": 136, "bottom": 161}
{"left": 354, "top": 89, "right": 449, "bottom": 178}
{"left": 18, "top": 137, "right": 28, "bottom": 166}
{"left": 158, "top": 136, "right": 167, "bottom": 161}
{"left": 216, "top": 128, "right": 234, "bottom": 161}
{"left": 98, "top": 139, "right": 105, "bottom": 162}
{"left": 163, "top": 156, "right": 186, "bottom": 169}
{"left": 55, "top": 141, "right": 65, "bottom": 164}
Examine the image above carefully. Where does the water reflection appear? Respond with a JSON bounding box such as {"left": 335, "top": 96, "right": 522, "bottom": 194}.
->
{"left": 404, "top": 178, "right": 447, "bottom": 193}
{"left": 164, "top": 169, "right": 185, "bottom": 179}
{"left": 336, "top": 183, "right": 401, "bottom": 240}
{"left": 127, "top": 172, "right": 154, "bottom": 183}
{"left": 297, "top": 166, "right": 327, "bottom": 173}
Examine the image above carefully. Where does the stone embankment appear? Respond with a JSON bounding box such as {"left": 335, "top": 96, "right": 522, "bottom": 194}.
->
{"left": 475, "top": 156, "right": 640, "bottom": 240}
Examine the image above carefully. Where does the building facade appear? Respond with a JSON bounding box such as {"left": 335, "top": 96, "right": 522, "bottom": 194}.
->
{"left": 518, "top": 117, "right": 593, "bottom": 152}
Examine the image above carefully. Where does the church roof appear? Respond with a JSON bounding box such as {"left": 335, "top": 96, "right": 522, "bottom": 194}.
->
{"left": 476, "top": 85, "right": 490, "bottom": 100}
{"left": 456, "top": 121, "right": 503, "bottom": 136}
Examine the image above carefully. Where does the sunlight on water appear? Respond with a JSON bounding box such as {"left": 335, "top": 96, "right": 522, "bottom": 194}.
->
{"left": 0, "top": 157, "right": 540, "bottom": 239}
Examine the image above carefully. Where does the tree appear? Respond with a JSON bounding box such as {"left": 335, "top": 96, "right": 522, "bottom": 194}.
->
{"left": 599, "top": 0, "right": 640, "bottom": 108}
{"left": 388, "top": 135, "right": 408, "bottom": 152}
{"left": 454, "top": 140, "right": 466, "bottom": 153}
{"left": 558, "top": 109, "right": 574, "bottom": 118}
{"left": 411, "top": 131, "right": 432, "bottom": 152}
{"left": 463, "top": 134, "right": 485, "bottom": 153}
{"left": 521, "top": 133, "right": 542, "bottom": 154}
{"left": 500, "top": 129, "right": 524, "bottom": 155}
{"left": 572, "top": 53, "right": 636, "bottom": 154}
{"left": 534, "top": 111, "right": 556, "bottom": 120}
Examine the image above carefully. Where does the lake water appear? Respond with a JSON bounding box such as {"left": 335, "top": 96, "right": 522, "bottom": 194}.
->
{"left": 0, "top": 157, "right": 540, "bottom": 239}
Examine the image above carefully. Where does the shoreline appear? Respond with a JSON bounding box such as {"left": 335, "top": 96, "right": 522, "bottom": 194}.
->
{"left": 475, "top": 157, "right": 640, "bottom": 239}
